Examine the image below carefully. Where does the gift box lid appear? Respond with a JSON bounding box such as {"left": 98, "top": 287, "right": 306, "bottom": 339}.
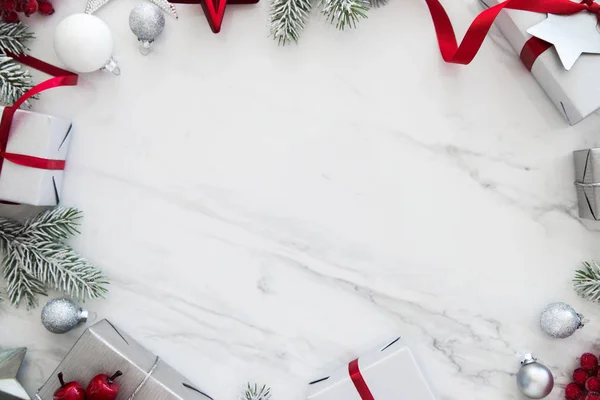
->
{"left": 308, "top": 338, "right": 437, "bottom": 400}
{"left": 36, "top": 320, "right": 213, "bottom": 400}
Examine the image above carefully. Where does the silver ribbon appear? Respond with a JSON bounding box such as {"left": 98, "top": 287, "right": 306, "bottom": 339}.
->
{"left": 128, "top": 356, "right": 161, "bottom": 400}
{"left": 35, "top": 357, "right": 161, "bottom": 400}
{"left": 575, "top": 181, "right": 600, "bottom": 187}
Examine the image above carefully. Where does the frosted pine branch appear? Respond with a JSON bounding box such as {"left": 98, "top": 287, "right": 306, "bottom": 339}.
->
{"left": 0, "top": 207, "right": 109, "bottom": 308}
{"left": 21, "top": 207, "right": 82, "bottom": 242}
{"left": 574, "top": 261, "right": 600, "bottom": 302}
{"left": 0, "top": 22, "right": 33, "bottom": 55}
{"left": 11, "top": 238, "right": 108, "bottom": 301}
{"left": 241, "top": 384, "right": 271, "bottom": 400}
{"left": 321, "top": 0, "right": 368, "bottom": 30}
{"left": 0, "top": 56, "right": 33, "bottom": 106}
{"left": 270, "top": 0, "right": 311, "bottom": 45}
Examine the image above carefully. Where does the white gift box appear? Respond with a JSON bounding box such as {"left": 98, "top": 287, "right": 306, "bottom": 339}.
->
{"left": 0, "top": 106, "right": 72, "bottom": 205}
{"left": 480, "top": 0, "right": 600, "bottom": 124}
{"left": 307, "top": 338, "right": 437, "bottom": 400}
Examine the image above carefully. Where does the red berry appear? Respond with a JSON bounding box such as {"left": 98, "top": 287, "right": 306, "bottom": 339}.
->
{"left": 36, "top": 1, "right": 51, "bottom": 14}
{"left": 587, "top": 377, "right": 600, "bottom": 392}
{"left": 575, "top": 368, "right": 590, "bottom": 384}
{"left": 586, "top": 393, "right": 600, "bottom": 400}
{"left": 0, "top": 0, "right": 16, "bottom": 11}
{"left": 21, "top": 0, "right": 36, "bottom": 15}
{"left": 2, "top": 11, "right": 17, "bottom": 22}
{"left": 566, "top": 383, "right": 584, "bottom": 400}
{"left": 582, "top": 353, "right": 599, "bottom": 371}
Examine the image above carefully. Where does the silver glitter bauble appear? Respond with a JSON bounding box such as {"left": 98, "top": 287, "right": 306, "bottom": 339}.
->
{"left": 516, "top": 354, "right": 554, "bottom": 399}
{"left": 41, "top": 298, "right": 88, "bottom": 334}
{"left": 539, "top": 302, "right": 584, "bottom": 339}
{"left": 129, "top": 3, "right": 165, "bottom": 55}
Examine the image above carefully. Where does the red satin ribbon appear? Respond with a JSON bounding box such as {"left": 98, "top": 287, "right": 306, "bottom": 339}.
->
{"left": 348, "top": 359, "right": 375, "bottom": 400}
{"left": 0, "top": 54, "right": 78, "bottom": 177}
{"left": 424, "top": 0, "right": 596, "bottom": 66}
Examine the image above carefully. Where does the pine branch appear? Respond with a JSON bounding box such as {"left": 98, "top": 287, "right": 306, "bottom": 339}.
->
{"left": 270, "top": 0, "right": 312, "bottom": 45}
{"left": 368, "top": 0, "right": 386, "bottom": 7}
{"left": 240, "top": 384, "right": 271, "bottom": 400}
{"left": 0, "top": 217, "right": 21, "bottom": 252}
{"left": 321, "top": 0, "right": 369, "bottom": 30}
{"left": 574, "top": 261, "right": 600, "bottom": 302}
{"left": 0, "top": 56, "right": 33, "bottom": 106}
{"left": 0, "top": 22, "right": 34, "bottom": 55}
{"left": 21, "top": 207, "right": 82, "bottom": 242}
{"left": 3, "top": 249, "right": 46, "bottom": 309}
{"left": 10, "top": 238, "right": 108, "bottom": 301}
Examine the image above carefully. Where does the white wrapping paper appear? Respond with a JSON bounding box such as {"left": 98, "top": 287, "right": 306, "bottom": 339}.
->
{"left": 0, "top": 106, "right": 72, "bottom": 205}
{"left": 307, "top": 338, "right": 437, "bottom": 400}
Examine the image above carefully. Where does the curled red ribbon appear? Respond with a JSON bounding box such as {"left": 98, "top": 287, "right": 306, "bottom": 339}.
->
{"left": 349, "top": 359, "right": 375, "bottom": 400}
{"left": 0, "top": 53, "right": 78, "bottom": 176}
{"left": 424, "top": 0, "right": 595, "bottom": 66}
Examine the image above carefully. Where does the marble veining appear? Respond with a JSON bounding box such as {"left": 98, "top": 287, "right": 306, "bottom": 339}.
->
{"left": 2, "top": 0, "right": 600, "bottom": 399}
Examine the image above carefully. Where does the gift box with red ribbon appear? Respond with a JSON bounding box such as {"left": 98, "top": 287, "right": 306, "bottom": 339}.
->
{"left": 307, "top": 338, "right": 437, "bottom": 400}
{"left": 478, "top": 0, "right": 600, "bottom": 124}
{"left": 0, "top": 105, "right": 72, "bottom": 205}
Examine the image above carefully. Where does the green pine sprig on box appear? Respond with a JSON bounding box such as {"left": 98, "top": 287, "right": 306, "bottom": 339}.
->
{"left": 241, "top": 384, "right": 272, "bottom": 400}
{"left": 0, "top": 207, "right": 108, "bottom": 309}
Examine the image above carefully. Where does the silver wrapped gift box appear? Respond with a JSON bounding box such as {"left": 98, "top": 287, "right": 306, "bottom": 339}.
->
{"left": 36, "top": 319, "right": 213, "bottom": 400}
{"left": 573, "top": 149, "right": 600, "bottom": 220}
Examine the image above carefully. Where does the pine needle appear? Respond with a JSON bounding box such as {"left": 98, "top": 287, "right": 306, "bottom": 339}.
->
{"left": 241, "top": 384, "right": 272, "bottom": 400}
{"left": 0, "top": 22, "right": 34, "bottom": 55}
{"left": 368, "top": 0, "right": 386, "bottom": 7}
{"left": 0, "top": 56, "right": 33, "bottom": 106}
{"left": 3, "top": 249, "right": 47, "bottom": 308}
{"left": 321, "top": 0, "right": 369, "bottom": 30}
{"left": 270, "top": 0, "right": 312, "bottom": 45}
{"left": 574, "top": 261, "right": 600, "bottom": 302}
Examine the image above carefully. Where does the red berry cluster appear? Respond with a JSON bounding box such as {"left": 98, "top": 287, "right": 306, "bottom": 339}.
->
{"left": 54, "top": 371, "right": 123, "bottom": 400}
{"left": 0, "top": 0, "right": 54, "bottom": 23}
{"left": 566, "top": 353, "right": 600, "bottom": 400}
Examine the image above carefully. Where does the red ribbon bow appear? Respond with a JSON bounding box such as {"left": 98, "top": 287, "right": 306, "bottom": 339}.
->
{"left": 0, "top": 54, "right": 78, "bottom": 177}
{"left": 424, "top": 0, "right": 600, "bottom": 68}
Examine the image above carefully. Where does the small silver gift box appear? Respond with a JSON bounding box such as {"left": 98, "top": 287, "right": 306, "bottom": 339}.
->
{"left": 573, "top": 149, "right": 600, "bottom": 220}
{"left": 36, "top": 320, "right": 213, "bottom": 400}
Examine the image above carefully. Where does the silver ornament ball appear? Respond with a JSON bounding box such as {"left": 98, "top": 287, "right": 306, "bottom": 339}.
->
{"left": 516, "top": 354, "right": 554, "bottom": 399}
{"left": 540, "top": 302, "right": 584, "bottom": 339}
{"left": 41, "top": 298, "right": 88, "bottom": 334}
{"left": 129, "top": 3, "right": 165, "bottom": 54}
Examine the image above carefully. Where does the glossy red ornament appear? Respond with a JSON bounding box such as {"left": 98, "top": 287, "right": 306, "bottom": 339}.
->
{"left": 169, "top": 0, "right": 258, "bottom": 33}
{"left": 53, "top": 373, "right": 85, "bottom": 400}
{"left": 86, "top": 371, "right": 123, "bottom": 400}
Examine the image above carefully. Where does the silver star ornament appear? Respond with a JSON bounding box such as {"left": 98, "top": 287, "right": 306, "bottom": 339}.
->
{"left": 527, "top": 11, "right": 600, "bottom": 70}
{"left": 0, "top": 348, "right": 29, "bottom": 400}
{"left": 85, "top": 0, "right": 178, "bottom": 19}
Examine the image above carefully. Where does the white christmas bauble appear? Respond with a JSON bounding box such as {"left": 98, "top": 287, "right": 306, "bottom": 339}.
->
{"left": 54, "top": 14, "right": 115, "bottom": 73}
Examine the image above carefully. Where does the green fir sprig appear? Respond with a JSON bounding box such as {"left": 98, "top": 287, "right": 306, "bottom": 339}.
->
{"left": 240, "top": 384, "right": 272, "bottom": 400}
{"left": 574, "top": 261, "right": 600, "bottom": 303}
{"left": 0, "top": 208, "right": 108, "bottom": 308}
{"left": 0, "top": 22, "right": 35, "bottom": 106}
{"left": 269, "top": 0, "right": 311, "bottom": 45}
{"left": 321, "top": 0, "right": 369, "bottom": 30}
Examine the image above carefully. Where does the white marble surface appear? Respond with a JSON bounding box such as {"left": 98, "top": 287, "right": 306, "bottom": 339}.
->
{"left": 2, "top": 0, "right": 600, "bottom": 399}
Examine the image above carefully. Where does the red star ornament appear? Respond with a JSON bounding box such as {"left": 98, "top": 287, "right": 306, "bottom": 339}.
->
{"left": 169, "top": 0, "right": 258, "bottom": 33}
